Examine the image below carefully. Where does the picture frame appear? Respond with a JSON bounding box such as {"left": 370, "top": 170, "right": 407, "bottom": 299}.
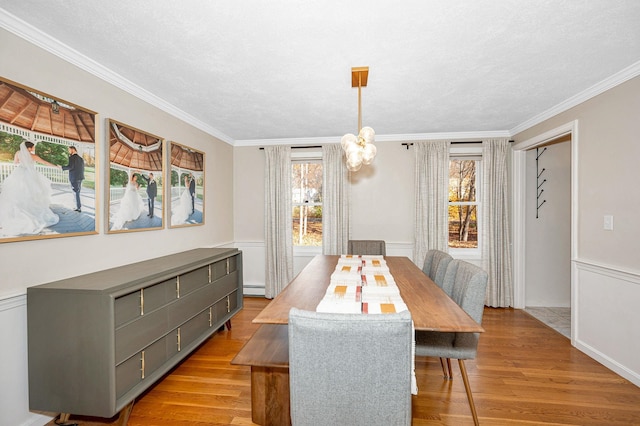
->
{"left": 0, "top": 77, "right": 98, "bottom": 243}
{"left": 168, "top": 141, "right": 205, "bottom": 227}
{"left": 107, "top": 119, "right": 164, "bottom": 233}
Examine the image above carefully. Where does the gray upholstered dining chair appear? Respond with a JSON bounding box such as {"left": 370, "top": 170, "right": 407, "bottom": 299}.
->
{"left": 288, "top": 308, "right": 412, "bottom": 426}
{"left": 347, "top": 239, "right": 386, "bottom": 256}
{"left": 415, "top": 260, "right": 488, "bottom": 426}
{"left": 422, "top": 249, "right": 454, "bottom": 288}
{"left": 422, "top": 249, "right": 455, "bottom": 378}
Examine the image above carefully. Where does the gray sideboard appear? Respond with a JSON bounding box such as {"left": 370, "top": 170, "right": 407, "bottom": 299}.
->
{"left": 27, "top": 247, "right": 243, "bottom": 418}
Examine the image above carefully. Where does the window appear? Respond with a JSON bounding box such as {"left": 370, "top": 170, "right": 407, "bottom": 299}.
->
{"left": 292, "top": 160, "right": 322, "bottom": 246}
{"left": 448, "top": 158, "right": 481, "bottom": 252}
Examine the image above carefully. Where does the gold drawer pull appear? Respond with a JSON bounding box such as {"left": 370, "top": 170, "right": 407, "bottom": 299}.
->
{"left": 141, "top": 350, "right": 145, "bottom": 379}
{"left": 208, "top": 264, "right": 212, "bottom": 283}
{"left": 176, "top": 276, "right": 180, "bottom": 299}
{"left": 226, "top": 258, "right": 230, "bottom": 275}
{"left": 226, "top": 295, "right": 230, "bottom": 313}
{"left": 177, "top": 327, "right": 181, "bottom": 351}
{"left": 140, "top": 289, "right": 144, "bottom": 315}
{"left": 209, "top": 307, "right": 213, "bottom": 327}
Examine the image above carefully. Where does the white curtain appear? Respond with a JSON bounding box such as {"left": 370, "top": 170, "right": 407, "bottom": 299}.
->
{"left": 482, "top": 138, "right": 513, "bottom": 307}
{"left": 322, "top": 144, "right": 350, "bottom": 255}
{"left": 264, "top": 146, "right": 293, "bottom": 299}
{"left": 413, "top": 140, "right": 450, "bottom": 267}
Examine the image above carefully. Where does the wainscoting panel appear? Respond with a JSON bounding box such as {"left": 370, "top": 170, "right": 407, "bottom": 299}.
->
{"left": 573, "top": 260, "right": 640, "bottom": 386}
{"left": 0, "top": 294, "right": 53, "bottom": 426}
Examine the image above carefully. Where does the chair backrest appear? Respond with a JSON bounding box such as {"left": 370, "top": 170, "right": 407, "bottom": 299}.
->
{"left": 347, "top": 239, "right": 386, "bottom": 256}
{"left": 422, "top": 249, "right": 453, "bottom": 288}
{"left": 442, "top": 260, "right": 488, "bottom": 324}
{"left": 288, "top": 308, "right": 412, "bottom": 426}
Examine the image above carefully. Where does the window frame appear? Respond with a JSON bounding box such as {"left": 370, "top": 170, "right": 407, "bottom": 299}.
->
{"left": 448, "top": 147, "right": 482, "bottom": 260}
{"left": 291, "top": 150, "right": 323, "bottom": 256}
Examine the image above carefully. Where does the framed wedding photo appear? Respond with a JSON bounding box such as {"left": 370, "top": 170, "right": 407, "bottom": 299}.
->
{"left": 0, "top": 77, "right": 98, "bottom": 243}
{"left": 168, "top": 141, "right": 205, "bottom": 228}
{"left": 107, "top": 119, "right": 164, "bottom": 233}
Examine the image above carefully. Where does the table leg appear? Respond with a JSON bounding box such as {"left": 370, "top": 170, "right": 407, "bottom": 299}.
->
{"left": 251, "top": 366, "right": 290, "bottom": 426}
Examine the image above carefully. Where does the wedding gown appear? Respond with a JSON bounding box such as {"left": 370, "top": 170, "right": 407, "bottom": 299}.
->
{"left": 111, "top": 181, "right": 145, "bottom": 230}
{"left": 0, "top": 142, "right": 59, "bottom": 236}
{"left": 171, "top": 188, "right": 192, "bottom": 225}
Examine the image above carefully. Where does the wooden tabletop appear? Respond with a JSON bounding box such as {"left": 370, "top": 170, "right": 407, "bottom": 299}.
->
{"left": 252, "top": 255, "right": 484, "bottom": 333}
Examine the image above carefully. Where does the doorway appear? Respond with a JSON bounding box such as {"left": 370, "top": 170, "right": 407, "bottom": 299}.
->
{"left": 511, "top": 121, "right": 578, "bottom": 342}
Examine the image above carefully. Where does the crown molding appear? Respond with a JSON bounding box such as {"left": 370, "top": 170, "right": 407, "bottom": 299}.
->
{"left": 0, "top": 8, "right": 234, "bottom": 145}
{"left": 510, "top": 60, "right": 640, "bottom": 136}
{"left": 234, "top": 130, "right": 512, "bottom": 147}
{"left": 375, "top": 130, "right": 512, "bottom": 142}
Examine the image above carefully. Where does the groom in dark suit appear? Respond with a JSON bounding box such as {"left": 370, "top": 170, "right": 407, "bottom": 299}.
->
{"left": 189, "top": 175, "right": 196, "bottom": 214}
{"left": 62, "top": 146, "right": 85, "bottom": 212}
{"left": 140, "top": 172, "right": 157, "bottom": 218}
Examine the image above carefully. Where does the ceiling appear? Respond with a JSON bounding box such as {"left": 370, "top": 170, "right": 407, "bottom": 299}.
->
{"left": 1, "top": 1, "right": 639, "bottom": 145}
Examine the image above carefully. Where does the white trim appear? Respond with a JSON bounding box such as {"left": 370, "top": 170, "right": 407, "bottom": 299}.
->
{"left": 511, "top": 149, "right": 527, "bottom": 309}
{"left": 0, "top": 9, "right": 234, "bottom": 145}
{"left": 0, "top": 293, "right": 26, "bottom": 311}
{"left": 573, "top": 259, "right": 640, "bottom": 284}
{"left": 511, "top": 120, "right": 578, "bottom": 319}
{"left": 235, "top": 130, "right": 512, "bottom": 147}
{"left": 293, "top": 245, "right": 323, "bottom": 256}
{"left": 510, "top": 60, "right": 640, "bottom": 135}
{"left": 572, "top": 260, "right": 640, "bottom": 386}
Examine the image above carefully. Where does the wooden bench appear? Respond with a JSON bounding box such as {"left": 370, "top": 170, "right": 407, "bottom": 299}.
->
{"left": 231, "top": 324, "right": 290, "bottom": 426}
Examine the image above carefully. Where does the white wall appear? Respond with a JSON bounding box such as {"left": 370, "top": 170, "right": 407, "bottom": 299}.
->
{"left": 514, "top": 75, "right": 640, "bottom": 386}
{"left": 233, "top": 142, "right": 417, "bottom": 296}
{"left": 0, "top": 28, "right": 235, "bottom": 425}
{"left": 524, "top": 141, "right": 571, "bottom": 306}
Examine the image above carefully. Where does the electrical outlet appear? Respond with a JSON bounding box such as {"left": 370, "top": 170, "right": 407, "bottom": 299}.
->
{"left": 603, "top": 215, "right": 614, "bottom": 231}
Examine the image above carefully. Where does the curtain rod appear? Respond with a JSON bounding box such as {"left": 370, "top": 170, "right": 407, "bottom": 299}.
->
{"left": 401, "top": 140, "right": 514, "bottom": 149}
{"left": 259, "top": 145, "right": 323, "bottom": 150}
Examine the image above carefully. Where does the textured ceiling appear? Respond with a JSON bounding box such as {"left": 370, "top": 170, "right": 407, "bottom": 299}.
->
{"left": 1, "top": 0, "right": 640, "bottom": 144}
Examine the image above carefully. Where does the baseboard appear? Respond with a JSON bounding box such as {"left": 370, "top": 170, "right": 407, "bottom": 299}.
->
{"left": 574, "top": 339, "right": 640, "bottom": 387}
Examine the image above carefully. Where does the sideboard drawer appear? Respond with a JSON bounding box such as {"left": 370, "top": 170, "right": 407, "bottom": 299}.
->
{"left": 213, "top": 272, "right": 239, "bottom": 300}
{"left": 178, "top": 265, "right": 210, "bottom": 297}
{"left": 213, "top": 290, "right": 238, "bottom": 322}
{"left": 115, "top": 291, "right": 141, "bottom": 328}
{"left": 143, "top": 278, "right": 177, "bottom": 313}
{"left": 178, "top": 309, "right": 211, "bottom": 352}
{"left": 114, "top": 278, "right": 176, "bottom": 329}
{"left": 116, "top": 335, "right": 167, "bottom": 399}
{"left": 115, "top": 308, "right": 169, "bottom": 365}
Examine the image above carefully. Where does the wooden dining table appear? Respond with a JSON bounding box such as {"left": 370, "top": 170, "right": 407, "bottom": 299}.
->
{"left": 232, "top": 255, "right": 484, "bottom": 426}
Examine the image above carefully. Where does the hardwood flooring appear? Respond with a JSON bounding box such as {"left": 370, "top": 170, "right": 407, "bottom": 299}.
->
{"left": 50, "top": 297, "right": 640, "bottom": 426}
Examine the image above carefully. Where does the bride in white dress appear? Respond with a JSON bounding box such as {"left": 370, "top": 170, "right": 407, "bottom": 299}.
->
{"left": 0, "top": 141, "right": 60, "bottom": 236}
{"left": 111, "top": 174, "right": 145, "bottom": 230}
{"left": 171, "top": 175, "right": 193, "bottom": 226}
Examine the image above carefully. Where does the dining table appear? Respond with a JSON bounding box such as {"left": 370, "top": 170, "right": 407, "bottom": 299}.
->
{"left": 231, "top": 255, "right": 484, "bottom": 426}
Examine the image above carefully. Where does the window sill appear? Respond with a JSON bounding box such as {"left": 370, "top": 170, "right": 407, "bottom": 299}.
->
{"left": 293, "top": 245, "right": 323, "bottom": 257}
{"left": 449, "top": 248, "right": 482, "bottom": 261}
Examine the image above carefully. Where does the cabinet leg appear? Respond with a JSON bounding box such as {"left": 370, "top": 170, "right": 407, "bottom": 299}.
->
{"left": 58, "top": 413, "right": 71, "bottom": 423}
{"left": 115, "top": 400, "right": 135, "bottom": 426}
{"left": 225, "top": 319, "right": 232, "bottom": 330}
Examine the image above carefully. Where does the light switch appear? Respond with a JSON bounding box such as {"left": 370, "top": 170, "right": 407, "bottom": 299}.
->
{"left": 603, "top": 215, "right": 614, "bottom": 231}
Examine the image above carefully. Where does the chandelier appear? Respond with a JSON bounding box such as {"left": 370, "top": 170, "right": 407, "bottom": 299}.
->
{"left": 341, "top": 66, "right": 376, "bottom": 172}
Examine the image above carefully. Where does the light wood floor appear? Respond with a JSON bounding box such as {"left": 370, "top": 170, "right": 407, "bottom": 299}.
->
{"left": 51, "top": 297, "right": 640, "bottom": 426}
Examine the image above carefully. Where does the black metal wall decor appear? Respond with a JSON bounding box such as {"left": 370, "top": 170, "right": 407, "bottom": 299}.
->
{"left": 536, "top": 147, "right": 547, "bottom": 218}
